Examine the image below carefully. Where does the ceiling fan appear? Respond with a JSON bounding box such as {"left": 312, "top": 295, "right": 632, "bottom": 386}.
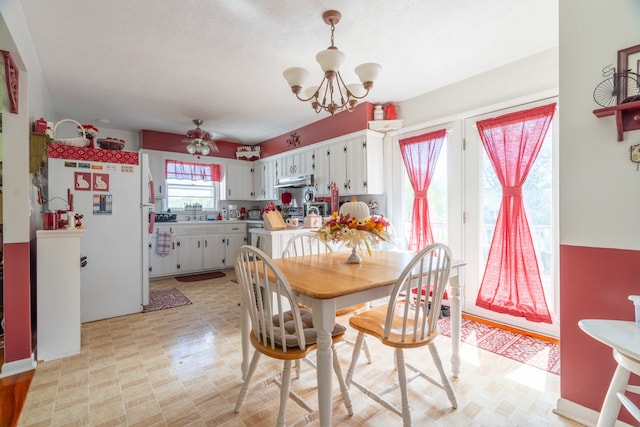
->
{"left": 182, "top": 119, "right": 218, "bottom": 156}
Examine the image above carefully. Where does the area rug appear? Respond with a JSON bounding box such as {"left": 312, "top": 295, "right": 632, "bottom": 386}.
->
{"left": 438, "top": 317, "right": 560, "bottom": 375}
{"left": 142, "top": 288, "right": 192, "bottom": 313}
{"left": 175, "top": 271, "right": 226, "bottom": 282}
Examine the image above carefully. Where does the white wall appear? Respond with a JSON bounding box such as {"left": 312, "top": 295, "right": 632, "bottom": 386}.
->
{"left": 559, "top": 0, "right": 640, "bottom": 251}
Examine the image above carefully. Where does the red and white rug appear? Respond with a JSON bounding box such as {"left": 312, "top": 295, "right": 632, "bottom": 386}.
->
{"left": 142, "top": 288, "right": 192, "bottom": 313}
{"left": 438, "top": 317, "right": 560, "bottom": 375}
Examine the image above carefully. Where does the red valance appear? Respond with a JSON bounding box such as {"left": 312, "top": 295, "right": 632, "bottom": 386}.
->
{"left": 165, "top": 160, "right": 221, "bottom": 182}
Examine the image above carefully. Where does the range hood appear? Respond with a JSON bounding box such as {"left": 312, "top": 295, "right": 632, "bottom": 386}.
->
{"left": 274, "top": 174, "right": 313, "bottom": 188}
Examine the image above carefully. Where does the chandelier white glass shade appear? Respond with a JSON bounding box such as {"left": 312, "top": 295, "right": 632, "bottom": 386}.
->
{"left": 183, "top": 119, "right": 218, "bottom": 156}
{"left": 283, "top": 10, "right": 381, "bottom": 115}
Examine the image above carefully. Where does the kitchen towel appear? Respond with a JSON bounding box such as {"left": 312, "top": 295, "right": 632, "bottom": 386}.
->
{"left": 156, "top": 231, "right": 171, "bottom": 256}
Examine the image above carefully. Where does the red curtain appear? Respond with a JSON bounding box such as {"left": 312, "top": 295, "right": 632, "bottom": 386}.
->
{"left": 475, "top": 103, "right": 556, "bottom": 323}
{"left": 165, "top": 160, "right": 221, "bottom": 182}
{"left": 399, "top": 129, "right": 446, "bottom": 252}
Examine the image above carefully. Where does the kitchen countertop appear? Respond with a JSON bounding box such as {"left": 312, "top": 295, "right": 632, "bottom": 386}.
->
{"left": 250, "top": 227, "right": 318, "bottom": 234}
{"left": 156, "top": 220, "right": 254, "bottom": 225}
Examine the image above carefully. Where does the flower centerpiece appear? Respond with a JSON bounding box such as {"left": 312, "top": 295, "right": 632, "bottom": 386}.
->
{"left": 77, "top": 124, "right": 99, "bottom": 148}
{"left": 315, "top": 197, "right": 391, "bottom": 264}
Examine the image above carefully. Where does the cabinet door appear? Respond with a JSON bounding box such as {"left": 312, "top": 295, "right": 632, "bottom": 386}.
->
{"left": 253, "top": 159, "right": 278, "bottom": 201}
{"left": 329, "top": 140, "right": 348, "bottom": 194}
{"left": 149, "top": 231, "right": 178, "bottom": 277}
{"left": 349, "top": 131, "right": 384, "bottom": 195}
{"left": 223, "top": 162, "right": 254, "bottom": 200}
{"left": 253, "top": 160, "right": 266, "bottom": 201}
{"left": 225, "top": 232, "right": 247, "bottom": 266}
{"left": 313, "top": 146, "right": 331, "bottom": 196}
{"left": 177, "top": 235, "right": 203, "bottom": 273}
{"left": 147, "top": 153, "right": 166, "bottom": 198}
{"left": 203, "top": 233, "right": 225, "bottom": 270}
{"left": 264, "top": 159, "right": 278, "bottom": 200}
{"left": 298, "top": 149, "right": 314, "bottom": 176}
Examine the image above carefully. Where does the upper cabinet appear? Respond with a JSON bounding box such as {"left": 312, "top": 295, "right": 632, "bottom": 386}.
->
{"left": 254, "top": 158, "right": 278, "bottom": 201}
{"left": 277, "top": 149, "right": 314, "bottom": 179}
{"left": 222, "top": 161, "right": 254, "bottom": 200}
{"left": 313, "top": 145, "right": 332, "bottom": 196}
{"left": 146, "top": 152, "right": 166, "bottom": 198}
{"left": 328, "top": 130, "right": 384, "bottom": 196}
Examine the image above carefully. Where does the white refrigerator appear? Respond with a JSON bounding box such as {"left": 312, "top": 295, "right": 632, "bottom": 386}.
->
{"left": 47, "top": 150, "right": 154, "bottom": 322}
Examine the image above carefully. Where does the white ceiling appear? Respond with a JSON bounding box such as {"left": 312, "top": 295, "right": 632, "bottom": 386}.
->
{"left": 18, "top": 0, "right": 558, "bottom": 144}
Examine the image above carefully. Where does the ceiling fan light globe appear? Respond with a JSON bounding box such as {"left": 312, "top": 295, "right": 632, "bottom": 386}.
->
{"left": 355, "top": 62, "right": 381, "bottom": 85}
{"left": 200, "top": 145, "right": 211, "bottom": 156}
{"left": 186, "top": 143, "right": 196, "bottom": 154}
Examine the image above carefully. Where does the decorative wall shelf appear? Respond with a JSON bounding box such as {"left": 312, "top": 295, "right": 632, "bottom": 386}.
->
{"left": 368, "top": 119, "right": 404, "bottom": 132}
{"left": 593, "top": 100, "right": 640, "bottom": 141}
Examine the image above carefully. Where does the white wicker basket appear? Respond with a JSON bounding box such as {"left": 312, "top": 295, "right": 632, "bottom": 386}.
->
{"left": 51, "top": 119, "right": 90, "bottom": 147}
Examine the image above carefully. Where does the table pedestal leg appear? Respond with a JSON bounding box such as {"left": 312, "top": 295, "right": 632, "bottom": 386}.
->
{"left": 312, "top": 300, "right": 336, "bottom": 427}
{"left": 449, "top": 274, "right": 462, "bottom": 378}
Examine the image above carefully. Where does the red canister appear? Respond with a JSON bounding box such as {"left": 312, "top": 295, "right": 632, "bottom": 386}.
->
{"left": 43, "top": 211, "right": 59, "bottom": 230}
{"left": 384, "top": 104, "right": 396, "bottom": 120}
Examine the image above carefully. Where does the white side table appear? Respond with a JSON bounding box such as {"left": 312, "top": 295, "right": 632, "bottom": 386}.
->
{"left": 578, "top": 319, "right": 640, "bottom": 427}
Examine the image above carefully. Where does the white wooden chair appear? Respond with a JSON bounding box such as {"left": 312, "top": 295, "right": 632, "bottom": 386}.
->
{"left": 234, "top": 245, "right": 353, "bottom": 427}
{"left": 282, "top": 233, "right": 373, "bottom": 366}
{"left": 345, "top": 243, "right": 457, "bottom": 427}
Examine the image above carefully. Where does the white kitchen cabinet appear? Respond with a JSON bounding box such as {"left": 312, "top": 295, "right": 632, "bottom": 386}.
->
{"left": 224, "top": 223, "right": 247, "bottom": 266}
{"left": 176, "top": 235, "right": 203, "bottom": 274}
{"left": 251, "top": 228, "right": 315, "bottom": 259}
{"left": 329, "top": 130, "right": 384, "bottom": 196}
{"left": 146, "top": 151, "right": 166, "bottom": 198}
{"left": 278, "top": 149, "right": 314, "bottom": 178}
{"left": 203, "top": 232, "right": 226, "bottom": 270}
{"left": 253, "top": 158, "right": 278, "bottom": 201}
{"left": 36, "top": 229, "right": 84, "bottom": 361}
{"left": 313, "top": 145, "right": 332, "bottom": 196}
{"left": 222, "top": 161, "right": 254, "bottom": 200}
{"left": 149, "top": 225, "right": 179, "bottom": 278}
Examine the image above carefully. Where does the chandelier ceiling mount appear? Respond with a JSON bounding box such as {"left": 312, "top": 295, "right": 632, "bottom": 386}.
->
{"left": 283, "top": 9, "right": 381, "bottom": 116}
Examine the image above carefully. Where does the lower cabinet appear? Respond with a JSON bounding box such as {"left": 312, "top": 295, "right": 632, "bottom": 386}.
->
{"left": 149, "top": 223, "right": 246, "bottom": 278}
{"left": 253, "top": 229, "right": 317, "bottom": 259}
{"left": 149, "top": 226, "right": 178, "bottom": 278}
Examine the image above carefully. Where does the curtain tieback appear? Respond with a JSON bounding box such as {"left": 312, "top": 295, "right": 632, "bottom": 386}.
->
{"left": 414, "top": 190, "right": 428, "bottom": 198}
{"left": 503, "top": 186, "right": 522, "bottom": 197}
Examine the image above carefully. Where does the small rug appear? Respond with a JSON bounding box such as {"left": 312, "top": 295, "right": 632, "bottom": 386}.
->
{"left": 438, "top": 317, "right": 560, "bottom": 375}
{"left": 143, "top": 288, "right": 192, "bottom": 313}
{"left": 175, "top": 271, "right": 226, "bottom": 282}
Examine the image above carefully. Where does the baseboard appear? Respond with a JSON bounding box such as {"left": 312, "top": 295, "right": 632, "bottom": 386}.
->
{"left": 0, "top": 353, "right": 37, "bottom": 378}
{"left": 554, "top": 397, "right": 635, "bottom": 427}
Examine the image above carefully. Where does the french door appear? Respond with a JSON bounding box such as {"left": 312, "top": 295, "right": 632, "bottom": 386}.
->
{"left": 463, "top": 98, "right": 559, "bottom": 337}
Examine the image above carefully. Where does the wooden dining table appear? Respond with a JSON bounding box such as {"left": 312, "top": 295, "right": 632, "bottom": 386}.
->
{"left": 239, "top": 249, "right": 465, "bottom": 427}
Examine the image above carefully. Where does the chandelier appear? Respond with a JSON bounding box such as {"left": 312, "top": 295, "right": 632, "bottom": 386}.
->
{"left": 282, "top": 10, "right": 381, "bottom": 115}
{"left": 183, "top": 119, "right": 218, "bottom": 156}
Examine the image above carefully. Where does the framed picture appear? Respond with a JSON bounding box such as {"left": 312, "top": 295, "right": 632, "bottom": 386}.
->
{"left": 617, "top": 44, "right": 640, "bottom": 102}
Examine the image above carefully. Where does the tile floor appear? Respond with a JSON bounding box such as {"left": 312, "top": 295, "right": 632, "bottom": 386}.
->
{"left": 17, "top": 270, "right": 583, "bottom": 426}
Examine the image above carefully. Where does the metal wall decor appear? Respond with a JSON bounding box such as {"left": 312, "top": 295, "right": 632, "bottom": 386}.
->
{"left": 286, "top": 132, "right": 300, "bottom": 148}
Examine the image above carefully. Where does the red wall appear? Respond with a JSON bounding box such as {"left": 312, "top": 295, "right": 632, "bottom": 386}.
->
{"left": 139, "top": 102, "right": 374, "bottom": 160}
{"left": 259, "top": 102, "right": 374, "bottom": 157}
{"left": 560, "top": 244, "right": 640, "bottom": 424}
{"left": 4, "top": 242, "right": 32, "bottom": 362}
